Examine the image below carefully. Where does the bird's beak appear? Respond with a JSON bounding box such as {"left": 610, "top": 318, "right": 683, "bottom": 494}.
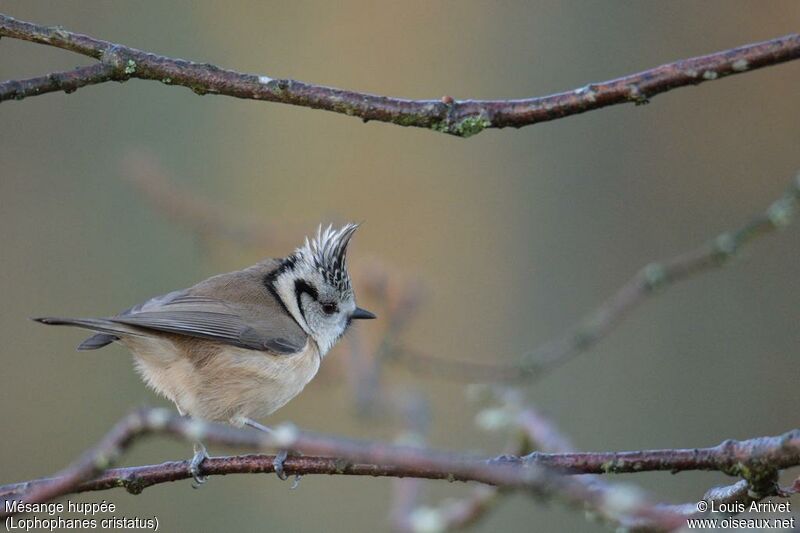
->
{"left": 351, "top": 307, "right": 377, "bottom": 320}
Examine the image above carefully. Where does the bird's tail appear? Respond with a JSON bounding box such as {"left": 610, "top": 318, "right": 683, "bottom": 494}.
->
{"left": 32, "top": 317, "right": 142, "bottom": 351}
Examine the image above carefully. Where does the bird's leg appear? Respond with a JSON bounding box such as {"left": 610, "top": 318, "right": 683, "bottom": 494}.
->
{"left": 175, "top": 406, "right": 210, "bottom": 488}
{"left": 244, "top": 418, "right": 273, "bottom": 434}
{"left": 243, "top": 418, "right": 302, "bottom": 487}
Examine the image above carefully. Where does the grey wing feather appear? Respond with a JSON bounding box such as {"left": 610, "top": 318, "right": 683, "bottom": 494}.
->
{"left": 77, "top": 333, "right": 118, "bottom": 350}
{"left": 109, "top": 291, "right": 306, "bottom": 355}
{"left": 70, "top": 290, "right": 187, "bottom": 351}
{"left": 60, "top": 260, "right": 306, "bottom": 355}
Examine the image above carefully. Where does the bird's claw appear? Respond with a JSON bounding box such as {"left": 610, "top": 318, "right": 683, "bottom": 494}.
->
{"left": 190, "top": 445, "right": 209, "bottom": 488}
{"left": 273, "top": 449, "right": 289, "bottom": 481}
{"left": 273, "top": 449, "right": 303, "bottom": 488}
{"left": 243, "top": 420, "right": 302, "bottom": 487}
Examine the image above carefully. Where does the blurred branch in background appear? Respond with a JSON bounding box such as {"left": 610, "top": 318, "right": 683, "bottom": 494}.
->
{"left": 122, "top": 151, "right": 294, "bottom": 252}
{"left": 1, "top": 407, "right": 797, "bottom": 532}
{"left": 2, "top": 13, "right": 800, "bottom": 137}
{"left": 389, "top": 173, "right": 800, "bottom": 382}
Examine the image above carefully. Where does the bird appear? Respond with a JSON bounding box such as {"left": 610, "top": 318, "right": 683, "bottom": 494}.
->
{"left": 34, "top": 223, "right": 376, "bottom": 484}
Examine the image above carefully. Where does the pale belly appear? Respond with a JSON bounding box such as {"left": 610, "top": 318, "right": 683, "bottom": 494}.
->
{"left": 123, "top": 335, "right": 320, "bottom": 424}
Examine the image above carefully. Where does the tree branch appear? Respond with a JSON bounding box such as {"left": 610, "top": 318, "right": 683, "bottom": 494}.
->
{"left": 0, "top": 454, "right": 479, "bottom": 499}
{"left": 1, "top": 14, "right": 799, "bottom": 137}
{"left": 523, "top": 432, "right": 798, "bottom": 488}
{"left": 1, "top": 408, "right": 797, "bottom": 532}
{"left": 390, "top": 173, "right": 800, "bottom": 381}
{"left": 5, "top": 408, "right": 688, "bottom": 532}
{"left": 0, "top": 63, "right": 117, "bottom": 101}
{"left": 0, "top": 408, "right": 536, "bottom": 514}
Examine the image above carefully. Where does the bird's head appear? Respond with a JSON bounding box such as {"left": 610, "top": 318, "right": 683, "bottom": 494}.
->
{"left": 270, "top": 223, "right": 375, "bottom": 355}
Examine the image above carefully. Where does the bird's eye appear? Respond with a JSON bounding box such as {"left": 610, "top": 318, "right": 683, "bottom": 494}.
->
{"left": 322, "top": 302, "right": 338, "bottom": 315}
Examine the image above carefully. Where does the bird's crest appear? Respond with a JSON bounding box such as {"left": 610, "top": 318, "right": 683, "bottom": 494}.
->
{"left": 294, "top": 223, "right": 359, "bottom": 296}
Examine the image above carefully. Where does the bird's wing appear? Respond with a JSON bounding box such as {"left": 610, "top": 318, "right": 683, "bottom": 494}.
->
{"left": 111, "top": 292, "right": 307, "bottom": 355}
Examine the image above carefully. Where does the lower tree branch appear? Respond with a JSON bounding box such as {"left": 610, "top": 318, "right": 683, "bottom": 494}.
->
{"left": 520, "top": 432, "right": 797, "bottom": 500}
{"left": 0, "top": 408, "right": 564, "bottom": 518}
{"left": 0, "top": 454, "right": 473, "bottom": 499}
{"left": 1, "top": 408, "right": 797, "bottom": 532}
{"left": 1, "top": 13, "right": 799, "bottom": 137}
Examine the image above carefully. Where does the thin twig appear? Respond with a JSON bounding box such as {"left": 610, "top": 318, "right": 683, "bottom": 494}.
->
{"left": 390, "top": 173, "right": 800, "bottom": 381}
{"left": 1, "top": 14, "right": 799, "bottom": 137}
{"left": 0, "top": 63, "right": 117, "bottom": 101}
{"left": 121, "top": 151, "right": 292, "bottom": 250}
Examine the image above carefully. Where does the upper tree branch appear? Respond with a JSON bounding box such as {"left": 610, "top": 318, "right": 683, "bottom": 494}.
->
{"left": 1, "top": 14, "right": 799, "bottom": 137}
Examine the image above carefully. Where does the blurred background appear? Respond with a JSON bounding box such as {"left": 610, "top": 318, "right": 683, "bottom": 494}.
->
{"left": 1, "top": 1, "right": 799, "bottom": 531}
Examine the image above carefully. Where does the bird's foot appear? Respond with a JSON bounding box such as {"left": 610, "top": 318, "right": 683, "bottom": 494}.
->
{"left": 243, "top": 419, "right": 302, "bottom": 486}
{"left": 190, "top": 443, "right": 209, "bottom": 488}
{"left": 273, "top": 449, "right": 302, "bottom": 488}
{"left": 273, "top": 449, "right": 289, "bottom": 481}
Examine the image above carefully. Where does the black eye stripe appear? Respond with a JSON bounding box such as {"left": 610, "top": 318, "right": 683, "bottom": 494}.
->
{"left": 294, "top": 280, "right": 319, "bottom": 321}
{"left": 294, "top": 280, "right": 319, "bottom": 301}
